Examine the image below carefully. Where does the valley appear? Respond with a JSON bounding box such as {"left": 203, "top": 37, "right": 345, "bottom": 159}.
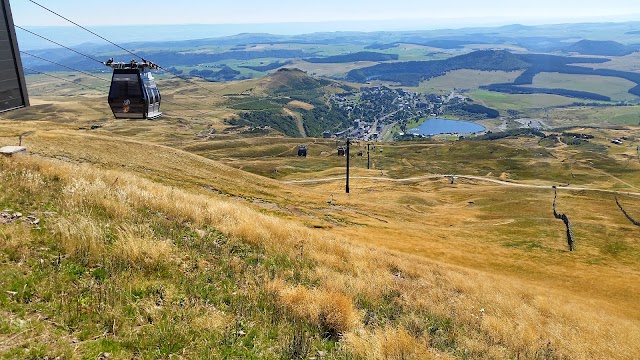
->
{"left": 3, "top": 19, "right": 640, "bottom": 359}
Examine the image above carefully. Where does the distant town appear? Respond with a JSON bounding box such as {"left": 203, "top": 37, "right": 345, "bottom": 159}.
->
{"left": 329, "top": 86, "right": 469, "bottom": 141}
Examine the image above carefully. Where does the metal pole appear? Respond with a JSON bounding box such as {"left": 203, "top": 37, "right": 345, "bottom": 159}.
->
{"left": 367, "top": 143, "right": 371, "bottom": 169}
{"left": 346, "top": 139, "right": 350, "bottom": 194}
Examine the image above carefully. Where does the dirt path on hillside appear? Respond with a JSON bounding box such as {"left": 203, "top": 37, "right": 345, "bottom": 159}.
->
{"left": 283, "top": 108, "right": 306, "bottom": 138}
{"left": 284, "top": 174, "right": 640, "bottom": 197}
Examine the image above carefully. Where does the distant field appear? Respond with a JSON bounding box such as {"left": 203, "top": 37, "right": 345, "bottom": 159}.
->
{"left": 525, "top": 72, "right": 639, "bottom": 102}
{"left": 288, "top": 60, "right": 379, "bottom": 78}
{"left": 25, "top": 73, "right": 110, "bottom": 97}
{"left": 539, "top": 105, "right": 640, "bottom": 126}
{"left": 414, "top": 70, "right": 524, "bottom": 93}
{"left": 469, "top": 90, "right": 577, "bottom": 111}
{"left": 462, "top": 43, "right": 529, "bottom": 52}
{"left": 587, "top": 52, "right": 640, "bottom": 72}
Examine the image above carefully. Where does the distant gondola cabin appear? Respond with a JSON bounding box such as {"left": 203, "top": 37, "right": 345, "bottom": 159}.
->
{"left": 298, "top": 144, "right": 307, "bottom": 157}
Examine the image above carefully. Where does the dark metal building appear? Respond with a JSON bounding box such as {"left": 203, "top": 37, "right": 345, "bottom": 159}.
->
{"left": 0, "top": 0, "right": 29, "bottom": 112}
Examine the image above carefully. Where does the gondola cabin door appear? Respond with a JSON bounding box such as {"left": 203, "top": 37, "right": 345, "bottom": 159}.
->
{"left": 141, "top": 71, "right": 161, "bottom": 119}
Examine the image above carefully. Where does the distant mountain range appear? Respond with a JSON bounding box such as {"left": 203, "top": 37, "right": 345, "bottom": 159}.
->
{"left": 18, "top": 20, "right": 640, "bottom": 52}
{"left": 348, "top": 49, "right": 640, "bottom": 100}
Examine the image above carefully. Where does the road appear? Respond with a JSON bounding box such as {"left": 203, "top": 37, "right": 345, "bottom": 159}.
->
{"left": 284, "top": 174, "right": 640, "bottom": 197}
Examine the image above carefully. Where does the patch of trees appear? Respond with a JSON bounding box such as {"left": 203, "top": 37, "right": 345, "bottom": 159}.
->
{"left": 474, "top": 128, "right": 546, "bottom": 141}
{"left": 239, "top": 61, "right": 293, "bottom": 72}
{"left": 304, "top": 52, "right": 399, "bottom": 63}
{"left": 346, "top": 50, "right": 613, "bottom": 87}
{"left": 459, "top": 104, "right": 500, "bottom": 118}
{"left": 235, "top": 111, "right": 301, "bottom": 137}
{"left": 301, "top": 104, "right": 351, "bottom": 138}
{"left": 562, "top": 132, "right": 594, "bottom": 139}
{"left": 189, "top": 65, "right": 240, "bottom": 81}
{"left": 480, "top": 84, "right": 612, "bottom": 101}
{"left": 348, "top": 50, "right": 532, "bottom": 86}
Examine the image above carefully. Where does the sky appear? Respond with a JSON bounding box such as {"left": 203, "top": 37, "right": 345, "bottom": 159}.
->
{"left": 11, "top": 0, "right": 640, "bottom": 28}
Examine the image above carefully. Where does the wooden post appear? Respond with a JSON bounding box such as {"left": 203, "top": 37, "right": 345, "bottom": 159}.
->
{"left": 346, "top": 139, "right": 350, "bottom": 194}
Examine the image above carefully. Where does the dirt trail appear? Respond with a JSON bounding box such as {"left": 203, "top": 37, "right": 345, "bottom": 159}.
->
{"left": 283, "top": 108, "right": 306, "bottom": 138}
{"left": 284, "top": 174, "right": 640, "bottom": 197}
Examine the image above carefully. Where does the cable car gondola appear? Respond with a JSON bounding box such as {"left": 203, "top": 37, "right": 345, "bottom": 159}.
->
{"left": 297, "top": 144, "right": 307, "bottom": 157}
{"left": 104, "top": 58, "right": 162, "bottom": 119}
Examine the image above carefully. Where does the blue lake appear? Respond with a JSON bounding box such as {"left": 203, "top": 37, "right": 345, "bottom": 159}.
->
{"left": 409, "top": 118, "right": 486, "bottom": 136}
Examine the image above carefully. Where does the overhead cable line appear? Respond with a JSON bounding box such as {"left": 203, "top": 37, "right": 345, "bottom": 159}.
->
{"left": 20, "top": 51, "right": 110, "bottom": 83}
{"left": 27, "top": 0, "right": 140, "bottom": 60}
{"left": 15, "top": 25, "right": 105, "bottom": 65}
{"left": 25, "top": 0, "right": 228, "bottom": 99}
{"left": 24, "top": 67, "right": 107, "bottom": 93}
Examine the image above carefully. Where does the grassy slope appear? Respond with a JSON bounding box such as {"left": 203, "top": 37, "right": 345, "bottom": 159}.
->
{"left": 3, "top": 134, "right": 640, "bottom": 359}
{"left": 3, "top": 76, "right": 640, "bottom": 358}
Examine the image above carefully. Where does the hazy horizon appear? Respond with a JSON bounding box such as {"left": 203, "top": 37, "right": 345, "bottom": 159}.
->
{"left": 16, "top": 17, "right": 640, "bottom": 51}
{"left": 11, "top": 0, "right": 640, "bottom": 26}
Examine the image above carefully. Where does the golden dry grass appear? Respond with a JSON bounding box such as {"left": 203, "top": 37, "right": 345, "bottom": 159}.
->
{"left": 3, "top": 90, "right": 640, "bottom": 358}
{"left": 286, "top": 100, "right": 316, "bottom": 111}
{"left": 3, "top": 150, "right": 639, "bottom": 358}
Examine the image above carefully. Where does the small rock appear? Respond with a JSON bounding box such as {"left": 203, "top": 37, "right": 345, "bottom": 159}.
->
{"left": 12, "top": 212, "right": 22, "bottom": 219}
{"left": 237, "top": 330, "right": 246, "bottom": 336}
{"left": 6, "top": 291, "right": 17, "bottom": 297}
{"left": 317, "top": 351, "right": 327, "bottom": 357}
{"left": 97, "top": 352, "right": 111, "bottom": 359}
